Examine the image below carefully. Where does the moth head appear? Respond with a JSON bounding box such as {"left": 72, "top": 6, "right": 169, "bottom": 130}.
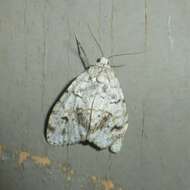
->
{"left": 96, "top": 57, "right": 109, "bottom": 66}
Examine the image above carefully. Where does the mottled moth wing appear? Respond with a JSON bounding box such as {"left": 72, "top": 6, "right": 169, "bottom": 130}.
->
{"left": 46, "top": 64, "right": 128, "bottom": 153}
{"left": 46, "top": 71, "right": 90, "bottom": 145}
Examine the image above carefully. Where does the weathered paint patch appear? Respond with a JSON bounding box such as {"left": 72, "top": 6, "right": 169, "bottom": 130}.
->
{"left": 101, "top": 179, "right": 114, "bottom": 190}
{"left": 90, "top": 175, "right": 97, "bottom": 183}
{"left": 0, "top": 144, "right": 5, "bottom": 159}
{"left": 90, "top": 176, "right": 123, "bottom": 190}
{"left": 18, "top": 151, "right": 30, "bottom": 165}
{"left": 0, "top": 144, "right": 125, "bottom": 189}
{"left": 61, "top": 162, "right": 75, "bottom": 181}
{"left": 18, "top": 151, "right": 51, "bottom": 167}
{"left": 31, "top": 155, "right": 51, "bottom": 167}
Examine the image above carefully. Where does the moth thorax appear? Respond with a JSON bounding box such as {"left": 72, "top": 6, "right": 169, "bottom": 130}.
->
{"left": 96, "top": 57, "right": 109, "bottom": 66}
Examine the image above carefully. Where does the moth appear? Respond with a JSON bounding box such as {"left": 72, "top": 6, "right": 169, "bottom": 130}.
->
{"left": 46, "top": 31, "right": 129, "bottom": 153}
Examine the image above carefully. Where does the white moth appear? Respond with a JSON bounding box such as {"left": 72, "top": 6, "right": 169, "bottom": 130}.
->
{"left": 46, "top": 35, "right": 128, "bottom": 153}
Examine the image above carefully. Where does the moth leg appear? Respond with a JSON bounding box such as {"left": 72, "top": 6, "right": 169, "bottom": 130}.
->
{"left": 110, "top": 123, "right": 128, "bottom": 153}
{"left": 75, "top": 35, "right": 90, "bottom": 70}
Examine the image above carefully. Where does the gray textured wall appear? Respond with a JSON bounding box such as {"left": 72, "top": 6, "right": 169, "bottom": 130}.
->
{"left": 0, "top": 0, "right": 190, "bottom": 190}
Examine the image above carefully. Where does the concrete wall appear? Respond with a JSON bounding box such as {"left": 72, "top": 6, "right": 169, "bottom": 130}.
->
{"left": 0, "top": 0, "right": 190, "bottom": 190}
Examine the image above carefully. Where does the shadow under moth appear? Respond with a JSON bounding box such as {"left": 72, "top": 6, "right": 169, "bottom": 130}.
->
{"left": 46, "top": 30, "right": 129, "bottom": 153}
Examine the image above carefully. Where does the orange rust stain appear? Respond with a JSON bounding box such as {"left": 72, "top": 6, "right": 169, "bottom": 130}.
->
{"left": 0, "top": 144, "right": 5, "bottom": 158}
{"left": 18, "top": 151, "right": 30, "bottom": 165}
{"left": 102, "top": 179, "right": 114, "bottom": 190}
{"left": 31, "top": 155, "right": 51, "bottom": 167}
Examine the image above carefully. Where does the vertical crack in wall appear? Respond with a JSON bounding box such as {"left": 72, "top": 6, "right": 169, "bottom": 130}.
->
{"left": 141, "top": 103, "right": 145, "bottom": 138}
{"left": 139, "top": 2, "right": 149, "bottom": 189}
{"left": 67, "top": 19, "right": 71, "bottom": 70}
{"left": 24, "top": 0, "right": 28, "bottom": 75}
{"left": 41, "top": 0, "right": 48, "bottom": 117}
{"left": 110, "top": 0, "right": 114, "bottom": 59}
{"left": 23, "top": 0, "right": 30, "bottom": 141}
{"left": 144, "top": 0, "right": 148, "bottom": 51}
{"left": 141, "top": 0, "right": 149, "bottom": 140}
{"left": 140, "top": 101, "right": 146, "bottom": 190}
{"left": 168, "top": 15, "right": 174, "bottom": 51}
{"left": 141, "top": 0, "right": 148, "bottom": 142}
{"left": 98, "top": 0, "right": 102, "bottom": 48}
{"left": 105, "top": 153, "right": 113, "bottom": 179}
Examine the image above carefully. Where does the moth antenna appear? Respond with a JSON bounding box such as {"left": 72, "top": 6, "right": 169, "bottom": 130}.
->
{"left": 111, "top": 64, "right": 126, "bottom": 68}
{"left": 74, "top": 33, "right": 90, "bottom": 70}
{"left": 108, "top": 51, "right": 145, "bottom": 59}
{"left": 87, "top": 25, "right": 104, "bottom": 57}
